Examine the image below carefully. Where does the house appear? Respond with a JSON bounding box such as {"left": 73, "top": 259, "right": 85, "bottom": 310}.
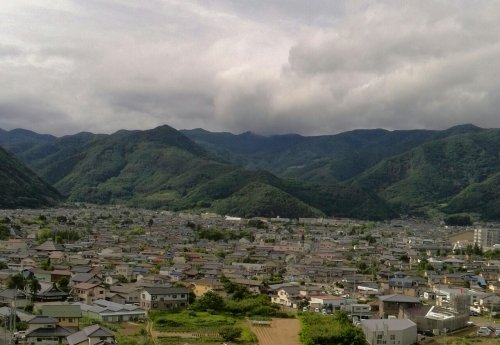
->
{"left": 108, "top": 283, "right": 141, "bottom": 305}
{"left": 271, "top": 286, "right": 301, "bottom": 308}
{"left": 229, "top": 279, "right": 264, "bottom": 294}
{"left": 378, "top": 294, "right": 421, "bottom": 319}
{"left": 51, "top": 270, "right": 72, "bottom": 284}
{"left": 70, "top": 273, "right": 101, "bottom": 287}
{"left": 341, "top": 304, "right": 372, "bottom": 321}
{"left": 25, "top": 315, "right": 73, "bottom": 345}
{"left": 35, "top": 240, "right": 65, "bottom": 253}
{"left": 36, "top": 282, "right": 69, "bottom": 302}
{"left": 140, "top": 287, "right": 189, "bottom": 311}
{"left": 78, "top": 299, "right": 146, "bottom": 322}
{"left": 72, "top": 283, "right": 106, "bottom": 305}
{"left": 67, "top": 324, "right": 116, "bottom": 345}
{"left": 42, "top": 304, "right": 82, "bottom": 329}
{"left": 0, "top": 288, "right": 29, "bottom": 308}
{"left": 361, "top": 319, "right": 417, "bottom": 345}
{"left": 189, "top": 278, "right": 225, "bottom": 297}
{"left": 309, "top": 295, "right": 352, "bottom": 311}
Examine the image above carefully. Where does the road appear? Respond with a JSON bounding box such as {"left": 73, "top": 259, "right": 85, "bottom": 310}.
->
{"left": 0, "top": 327, "right": 11, "bottom": 345}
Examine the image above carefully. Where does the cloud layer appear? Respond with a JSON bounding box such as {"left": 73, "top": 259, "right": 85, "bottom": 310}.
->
{"left": 1, "top": 0, "right": 500, "bottom": 135}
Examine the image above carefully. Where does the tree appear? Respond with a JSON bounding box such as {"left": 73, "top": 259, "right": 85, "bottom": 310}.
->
{"left": 26, "top": 277, "right": 41, "bottom": 303}
{"left": 219, "top": 326, "right": 242, "bottom": 342}
{"left": 57, "top": 277, "right": 70, "bottom": 292}
{"left": 399, "top": 254, "right": 410, "bottom": 263}
{"left": 0, "top": 224, "right": 10, "bottom": 240}
{"left": 192, "top": 291, "right": 225, "bottom": 311}
{"left": 7, "top": 273, "right": 25, "bottom": 290}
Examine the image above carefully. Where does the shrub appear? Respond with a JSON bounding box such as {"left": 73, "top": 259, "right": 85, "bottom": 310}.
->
{"left": 219, "top": 326, "right": 242, "bottom": 342}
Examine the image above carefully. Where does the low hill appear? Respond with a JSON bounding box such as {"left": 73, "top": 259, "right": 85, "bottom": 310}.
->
{"left": 0, "top": 146, "right": 61, "bottom": 208}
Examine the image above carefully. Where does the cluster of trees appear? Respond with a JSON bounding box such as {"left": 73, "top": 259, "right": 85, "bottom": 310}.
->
{"left": 7, "top": 273, "right": 41, "bottom": 304}
{"left": 36, "top": 228, "right": 80, "bottom": 244}
{"left": 300, "top": 312, "right": 366, "bottom": 345}
{"left": 444, "top": 214, "right": 473, "bottom": 226}
{"left": 190, "top": 285, "right": 289, "bottom": 318}
{"left": 194, "top": 227, "right": 254, "bottom": 243}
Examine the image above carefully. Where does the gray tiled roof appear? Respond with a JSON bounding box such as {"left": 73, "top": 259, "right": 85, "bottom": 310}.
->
{"left": 42, "top": 304, "right": 82, "bottom": 318}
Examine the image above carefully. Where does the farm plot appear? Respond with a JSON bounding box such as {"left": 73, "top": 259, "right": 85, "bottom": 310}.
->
{"left": 250, "top": 318, "right": 301, "bottom": 345}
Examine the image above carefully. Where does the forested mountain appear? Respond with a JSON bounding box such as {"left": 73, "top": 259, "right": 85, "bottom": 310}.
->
{"left": 0, "top": 126, "right": 393, "bottom": 219}
{"left": 4, "top": 123, "right": 500, "bottom": 220}
{"left": 0, "top": 146, "right": 61, "bottom": 208}
{"left": 352, "top": 128, "right": 500, "bottom": 218}
{"left": 182, "top": 124, "right": 482, "bottom": 184}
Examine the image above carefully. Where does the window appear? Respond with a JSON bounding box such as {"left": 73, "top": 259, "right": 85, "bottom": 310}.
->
{"left": 172, "top": 294, "right": 177, "bottom": 298}
{"left": 181, "top": 294, "right": 185, "bottom": 298}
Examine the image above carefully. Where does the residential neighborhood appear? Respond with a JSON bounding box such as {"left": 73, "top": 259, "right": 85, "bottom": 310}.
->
{"left": 0, "top": 206, "right": 500, "bottom": 344}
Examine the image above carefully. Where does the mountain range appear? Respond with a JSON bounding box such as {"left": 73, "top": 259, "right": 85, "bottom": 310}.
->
{"left": 1, "top": 123, "right": 500, "bottom": 220}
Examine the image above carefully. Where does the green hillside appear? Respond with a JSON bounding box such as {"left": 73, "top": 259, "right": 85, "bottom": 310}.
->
{"left": 6, "top": 123, "right": 500, "bottom": 220}
{"left": 0, "top": 126, "right": 393, "bottom": 219}
{"left": 353, "top": 128, "right": 500, "bottom": 216}
{"left": 182, "top": 126, "right": 478, "bottom": 184}
{"left": 0, "top": 146, "right": 61, "bottom": 208}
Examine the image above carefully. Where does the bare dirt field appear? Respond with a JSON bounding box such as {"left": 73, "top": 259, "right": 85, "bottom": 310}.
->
{"left": 250, "top": 318, "right": 301, "bottom": 345}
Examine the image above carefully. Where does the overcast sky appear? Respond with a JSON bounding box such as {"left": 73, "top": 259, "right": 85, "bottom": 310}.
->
{"left": 1, "top": 0, "right": 500, "bottom": 136}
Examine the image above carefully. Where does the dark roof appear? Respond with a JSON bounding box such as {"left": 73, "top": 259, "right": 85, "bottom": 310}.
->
{"left": 28, "top": 316, "right": 58, "bottom": 324}
{"left": 70, "top": 266, "right": 93, "bottom": 274}
{"left": 71, "top": 272, "right": 98, "bottom": 283}
{"left": 67, "top": 325, "right": 114, "bottom": 345}
{"left": 26, "top": 325, "right": 72, "bottom": 337}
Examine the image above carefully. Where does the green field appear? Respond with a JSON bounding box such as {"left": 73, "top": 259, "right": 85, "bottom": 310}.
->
{"left": 152, "top": 311, "right": 236, "bottom": 332}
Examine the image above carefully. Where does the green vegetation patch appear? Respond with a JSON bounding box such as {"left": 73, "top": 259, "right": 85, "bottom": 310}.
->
{"left": 300, "top": 312, "right": 366, "bottom": 345}
{"left": 151, "top": 311, "right": 235, "bottom": 332}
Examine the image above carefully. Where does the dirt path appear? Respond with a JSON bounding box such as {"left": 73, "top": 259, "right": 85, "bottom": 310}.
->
{"left": 250, "top": 318, "right": 301, "bottom": 345}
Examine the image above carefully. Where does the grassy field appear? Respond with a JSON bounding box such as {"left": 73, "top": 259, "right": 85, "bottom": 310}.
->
{"left": 152, "top": 311, "right": 236, "bottom": 332}
{"left": 150, "top": 311, "right": 257, "bottom": 345}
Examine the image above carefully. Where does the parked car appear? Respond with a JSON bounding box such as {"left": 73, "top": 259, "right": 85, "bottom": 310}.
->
{"left": 495, "top": 328, "right": 500, "bottom": 337}
{"left": 477, "top": 326, "right": 492, "bottom": 337}
{"left": 422, "top": 330, "right": 434, "bottom": 337}
{"left": 13, "top": 331, "right": 26, "bottom": 340}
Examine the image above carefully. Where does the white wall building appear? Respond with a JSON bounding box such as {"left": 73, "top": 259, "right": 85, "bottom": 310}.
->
{"left": 361, "top": 319, "right": 417, "bottom": 345}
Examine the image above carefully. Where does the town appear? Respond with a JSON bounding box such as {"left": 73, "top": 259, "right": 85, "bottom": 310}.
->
{"left": 0, "top": 206, "right": 498, "bottom": 345}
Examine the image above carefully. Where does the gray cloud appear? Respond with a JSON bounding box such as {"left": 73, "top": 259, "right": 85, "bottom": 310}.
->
{"left": 0, "top": 0, "right": 500, "bottom": 136}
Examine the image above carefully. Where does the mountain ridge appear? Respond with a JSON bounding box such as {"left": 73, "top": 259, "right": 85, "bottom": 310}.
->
{"left": 3, "top": 123, "right": 500, "bottom": 220}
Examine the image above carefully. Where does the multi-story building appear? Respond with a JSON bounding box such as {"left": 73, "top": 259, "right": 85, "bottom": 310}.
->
{"left": 72, "top": 282, "right": 106, "bottom": 305}
{"left": 140, "top": 287, "right": 189, "bottom": 311}
{"left": 474, "top": 228, "right": 500, "bottom": 249}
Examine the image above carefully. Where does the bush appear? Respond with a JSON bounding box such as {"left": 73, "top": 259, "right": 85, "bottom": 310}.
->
{"left": 219, "top": 326, "right": 242, "bottom": 342}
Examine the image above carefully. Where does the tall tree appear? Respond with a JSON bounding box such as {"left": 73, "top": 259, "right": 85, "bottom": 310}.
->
{"left": 26, "top": 277, "right": 41, "bottom": 303}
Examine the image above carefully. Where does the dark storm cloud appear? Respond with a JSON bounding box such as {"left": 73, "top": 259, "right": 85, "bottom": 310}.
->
{"left": 1, "top": 1, "right": 500, "bottom": 136}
